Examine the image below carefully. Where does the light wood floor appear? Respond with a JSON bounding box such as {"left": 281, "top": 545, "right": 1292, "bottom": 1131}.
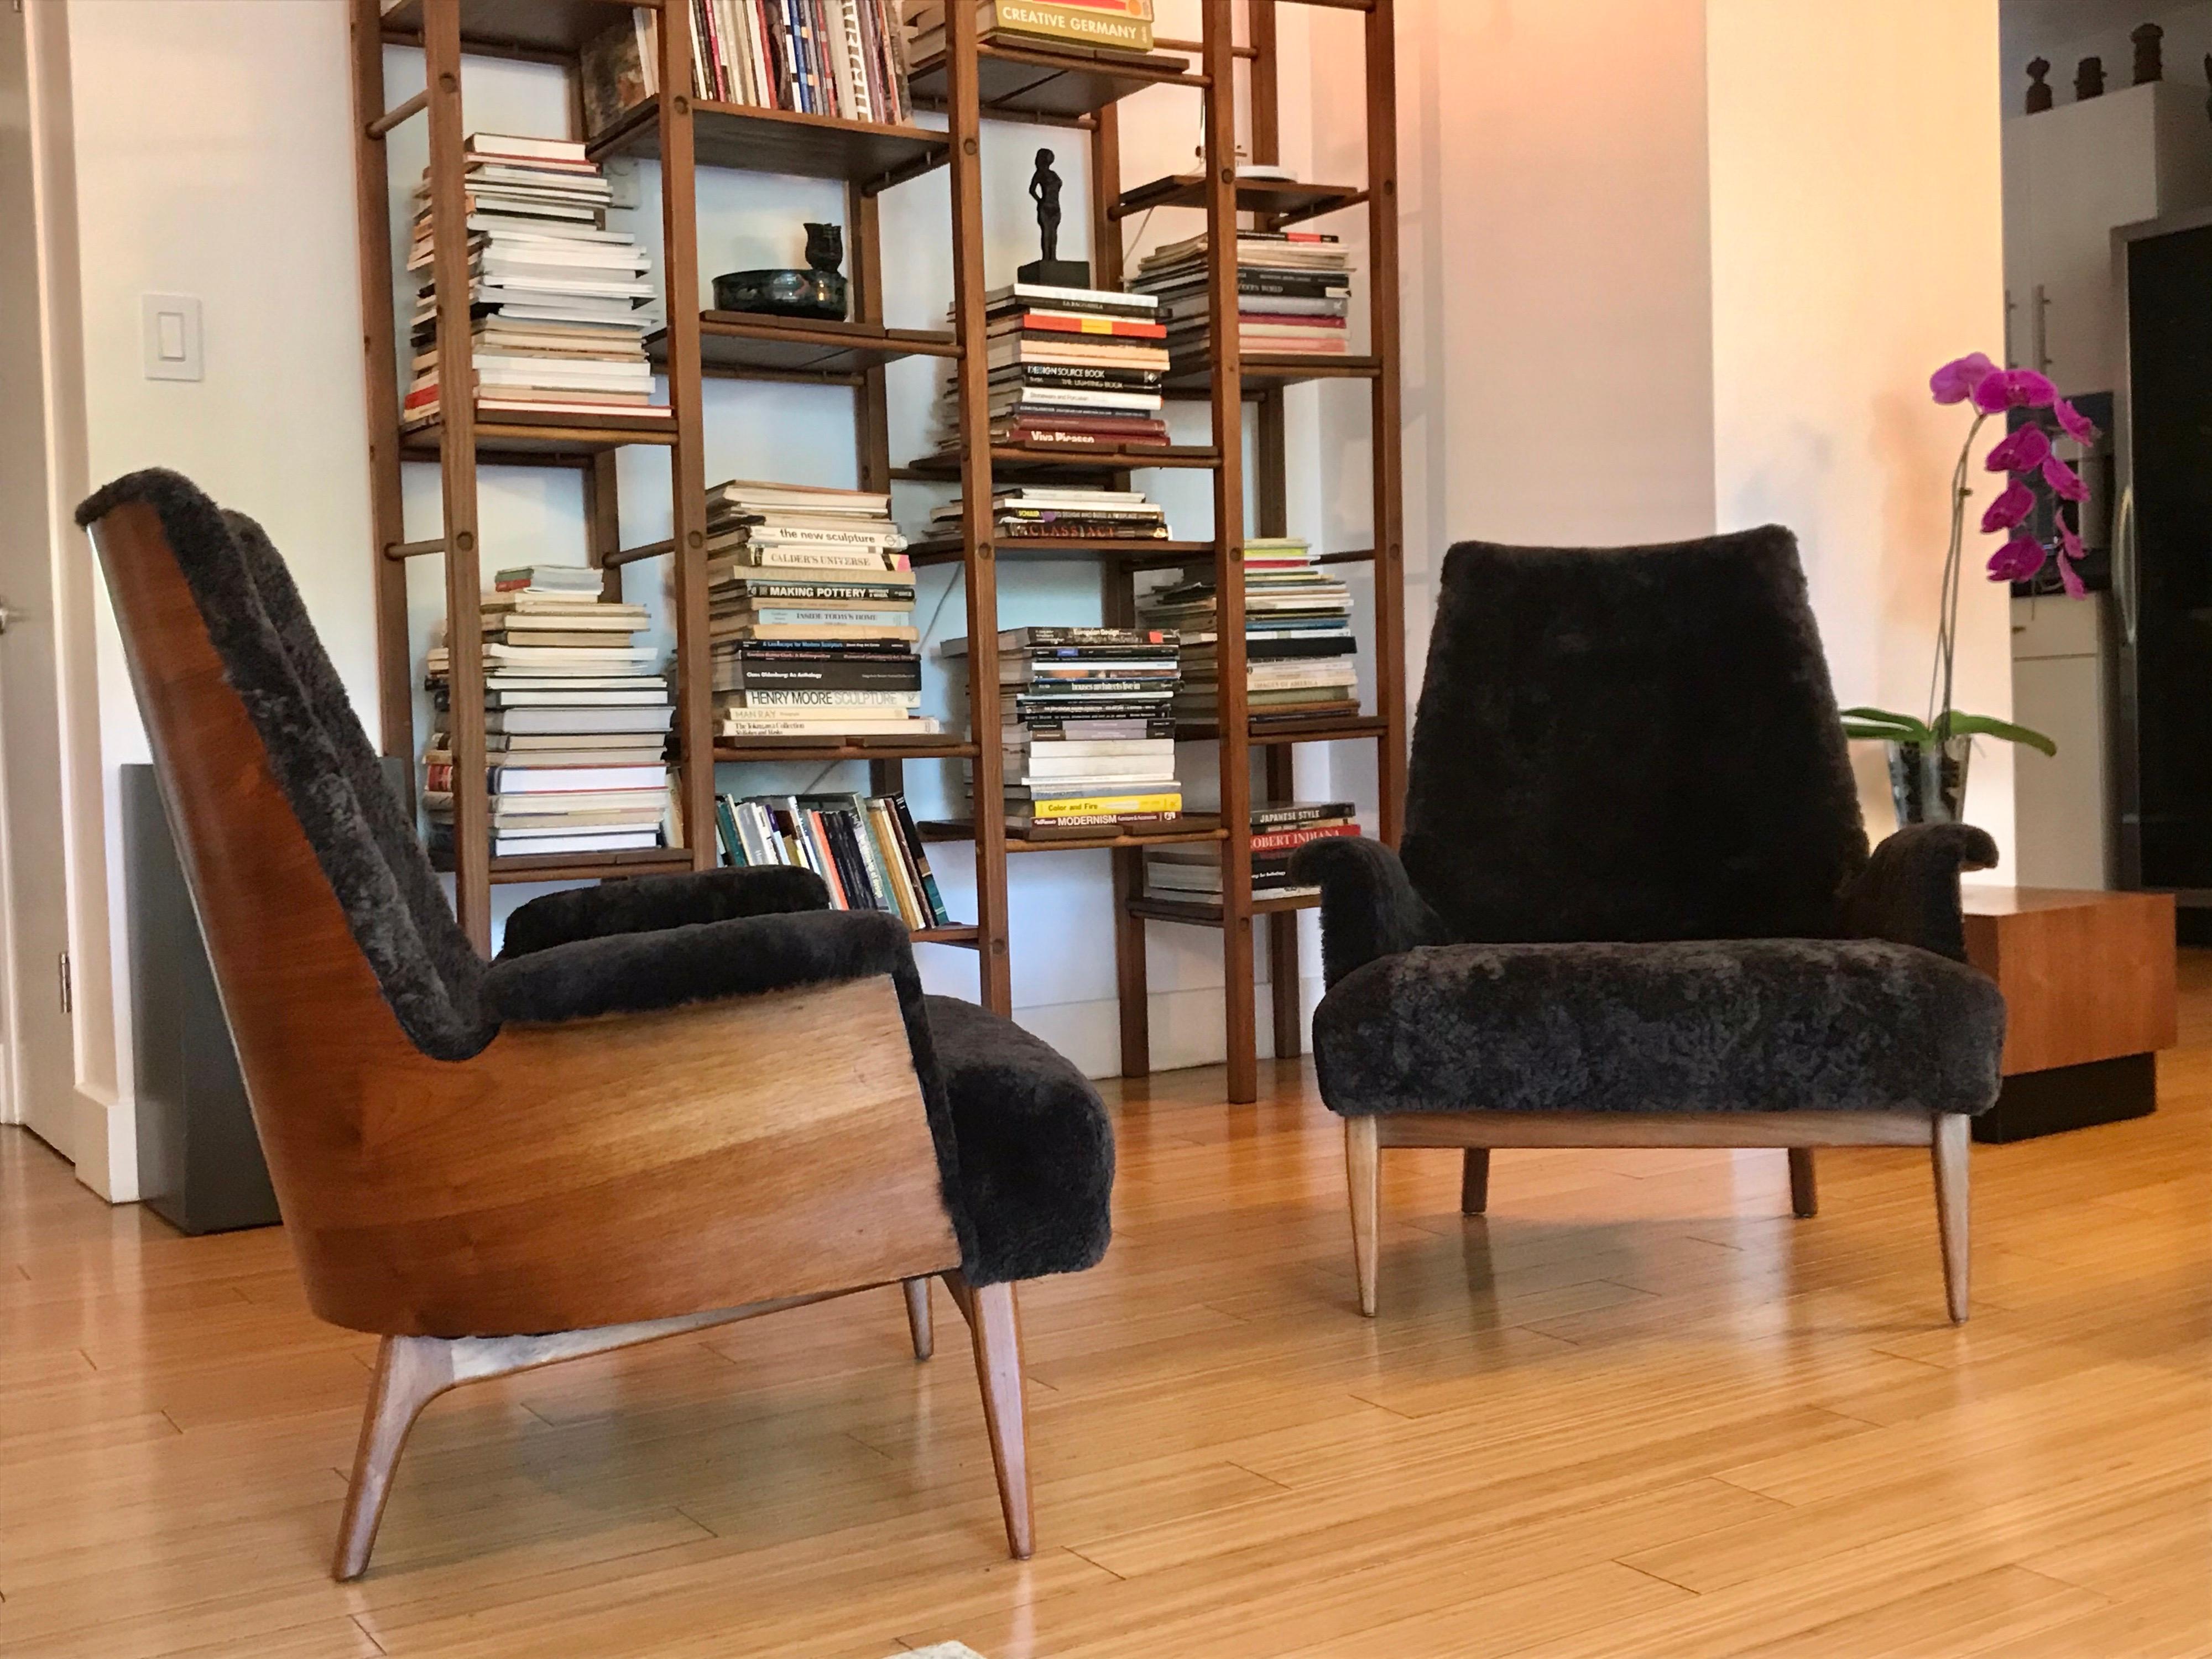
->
{"left": 3, "top": 963, "right": 2208, "bottom": 1659}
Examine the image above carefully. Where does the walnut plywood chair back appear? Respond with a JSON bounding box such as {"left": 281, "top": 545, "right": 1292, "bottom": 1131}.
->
{"left": 79, "top": 473, "right": 963, "bottom": 1339}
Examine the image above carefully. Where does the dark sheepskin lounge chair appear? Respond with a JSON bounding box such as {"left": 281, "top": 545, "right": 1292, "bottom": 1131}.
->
{"left": 78, "top": 467, "right": 1113, "bottom": 1578}
{"left": 1292, "top": 526, "right": 2005, "bottom": 1323}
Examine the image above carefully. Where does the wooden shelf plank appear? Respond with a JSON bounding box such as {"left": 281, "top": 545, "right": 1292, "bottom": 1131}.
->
{"left": 920, "top": 815, "right": 1227, "bottom": 854}
{"left": 1162, "top": 355, "right": 1382, "bottom": 395}
{"left": 458, "top": 845, "right": 695, "bottom": 885}
{"left": 646, "top": 314, "right": 959, "bottom": 380}
{"left": 908, "top": 41, "right": 1202, "bottom": 123}
{"left": 1126, "top": 890, "right": 1319, "bottom": 926}
{"left": 912, "top": 925, "right": 983, "bottom": 947}
{"left": 591, "top": 99, "right": 950, "bottom": 186}
{"left": 379, "top": 0, "right": 646, "bottom": 58}
{"left": 401, "top": 408, "right": 676, "bottom": 462}
{"left": 900, "top": 444, "right": 1220, "bottom": 481}
{"left": 1116, "top": 173, "right": 1364, "bottom": 223}
{"left": 1176, "top": 714, "right": 1386, "bottom": 745}
{"left": 906, "top": 535, "right": 1213, "bottom": 567}
{"left": 710, "top": 738, "right": 977, "bottom": 763}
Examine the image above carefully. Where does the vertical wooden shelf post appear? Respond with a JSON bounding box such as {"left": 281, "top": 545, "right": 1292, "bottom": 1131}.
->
{"left": 422, "top": 0, "right": 491, "bottom": 950}
{"left": 1367, "top": 0, "right": 1408, "bottom": 840}
{"left": 946, "top": 0, "right": 1013, "bottom": 1013}
{"left": 1203, "top": 0, "right": 1255, "bottom": 1103}
{"left": 654, "top": 2, "right": 716, "bottom": 873}
{"left": 349, "top": 0, "right": 412, "bottom": 758}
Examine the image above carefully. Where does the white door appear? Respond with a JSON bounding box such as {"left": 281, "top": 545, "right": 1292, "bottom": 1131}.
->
{"left": 0, "top": 3, "right": 77, "bottom": 1160}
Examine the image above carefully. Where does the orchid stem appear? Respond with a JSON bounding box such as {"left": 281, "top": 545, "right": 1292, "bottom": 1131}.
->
{"left": 1928, "top": 411, "right": 1986, "bottom": 739}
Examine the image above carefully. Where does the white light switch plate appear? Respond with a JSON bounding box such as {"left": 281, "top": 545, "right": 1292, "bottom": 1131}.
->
{"left": 604, "top": 155, "right": 642, "bottom": 210}
{"left": 142, "top": 294, "right": 204, "bottom": 382}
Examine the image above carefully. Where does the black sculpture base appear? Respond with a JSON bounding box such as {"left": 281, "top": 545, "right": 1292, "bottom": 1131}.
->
{"left": 1019, "top": 258, "right": 1092, "bottom": 289}
{"left": 1973, "top": 1052, "right": 2158, "bottom": 1144}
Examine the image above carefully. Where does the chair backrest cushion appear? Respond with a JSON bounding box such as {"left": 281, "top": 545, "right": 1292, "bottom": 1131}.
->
{"left": 78, "top": 469, "right": 493, "bottom": 1060}
{"left": 1400, "top": 525, "right": 1870, "bottom": 943}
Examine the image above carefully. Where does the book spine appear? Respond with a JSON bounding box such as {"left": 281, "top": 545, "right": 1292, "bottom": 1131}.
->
{"left": 840, "top": 797, "right": 899, "bottom": 913}
{"left": 714, "top": 795, "right": 744, "bottom": 864}
{"left": 1248, "top": 822, "right": 1360, "bottom": 855}
{"left": 982, "top": 0, "right": 1154, "bottom": 51}
{"left": 724, "top": 688, "right": 923, "bottom": 706}
{"left": 891, "top": 796, "right": 953, "bottom": 927}
{"left": 1018, "top": 792, "right": 1183, "bottom": 817}
{"left": 800, "top": 807, "right": 851, "bottom": 904}
{"left": 826, "top": 808, "right": 880, "bottom": 909}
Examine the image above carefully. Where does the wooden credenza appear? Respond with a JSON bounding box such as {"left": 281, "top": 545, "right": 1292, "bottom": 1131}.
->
{"left": 1960, "top": 886, "right": 2177, "bottom": 1142}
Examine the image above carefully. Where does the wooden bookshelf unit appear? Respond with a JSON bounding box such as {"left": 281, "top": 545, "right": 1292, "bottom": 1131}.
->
{"left": 349, "top": 0, "right": 1406, "bottom": 1103}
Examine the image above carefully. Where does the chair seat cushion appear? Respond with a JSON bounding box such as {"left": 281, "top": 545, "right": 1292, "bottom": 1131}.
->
{"left": 1310, "top": 938, "right": 2005, "bottom": 1119}
{"left": 924, "top": 995, "right": 1114, "bottom": 1284}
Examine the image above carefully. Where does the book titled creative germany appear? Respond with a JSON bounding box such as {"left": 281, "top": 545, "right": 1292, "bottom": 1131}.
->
{"left": 995, "top": 1, "right": 1150, "bottom": 51}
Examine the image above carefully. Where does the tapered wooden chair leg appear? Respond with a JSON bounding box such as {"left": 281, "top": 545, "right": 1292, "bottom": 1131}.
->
{"left": 1788, "top": 1147, "right": 1818, "bottom": 1218}
{"left": 1460, "top": 1147, "right": 1490, "bottom": 1215}
{"left": 1347, "top": 1115, "right": 1379, "bottom": 1317}
{"left": 1932, "top": 1114, "right": 1970, "bottom": 1324}
{"left": 962, "top": 1279, "right": 1033, "bottom": 1559}
{"left": 333, "top": 1335, "right": 458, "bottom": 1580}
{"left": 902, "top": 1276, "right": 933, "bottom": 1360}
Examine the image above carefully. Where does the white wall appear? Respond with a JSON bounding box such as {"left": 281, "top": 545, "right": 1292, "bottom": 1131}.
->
{"left": 1707, "top": 0, "right": 2016, "bottom": 864}
{"left": 41, "top": 0, "right": 1336, "bottom": 1193}
{"left": 1361, "top": 0, "right": 2013, "bottom": 866}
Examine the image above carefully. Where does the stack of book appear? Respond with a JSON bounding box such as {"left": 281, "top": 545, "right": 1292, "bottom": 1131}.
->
{"left": 423, "top": 565, "right": 673, "bottom": 860}
{"left": 404, "top": 134, "right": 662, "bottom": 430}
{"left": 716, "top": 791, "right": 953, "bottom": 932}
{"left": 1144, "top": 801, "right": 1360, "bottom": 904}
{"left": 942, "top": 626, "right": 1182, "bottom": 840}
{"left": 580, "top": 2, "right": 910, "bottom": 132}
{"left": 1131, "top": 229, "right": 1354, "bottom": 371}
{"left": 906, "top": 0, "right": 1156, "bottom": 60}
{"left": 1140, "top": 539, "right": 1358, "bottom": 727}
{"left": 930, "top": 486, "right": 1169, "bottom": 545}
{"left": 706, "top": 479, "right": 939, "bottom": 741}
{"left": 937, "top": 283, "right": 1168, "bottom": 454}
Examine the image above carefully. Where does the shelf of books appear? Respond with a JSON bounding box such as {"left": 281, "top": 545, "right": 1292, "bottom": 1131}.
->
{"left": 355, "top": 0, "right": 1404, "bottom": 1097}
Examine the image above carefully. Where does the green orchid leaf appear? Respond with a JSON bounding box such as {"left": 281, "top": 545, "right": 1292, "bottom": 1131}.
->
{"left": 1939, "top": 712, "right": 2058, "bottom": 757}
{"left": 1839, "top": 707, "right": 1933, "bottom": 742}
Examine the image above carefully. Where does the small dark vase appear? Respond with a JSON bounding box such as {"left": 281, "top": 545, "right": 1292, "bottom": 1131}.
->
{"left": 1887, "top": 736, "right": 1972, "bottom": 827}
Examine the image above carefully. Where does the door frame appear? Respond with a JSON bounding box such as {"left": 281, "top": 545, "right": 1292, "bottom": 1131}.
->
{"left": 3, "top": 0, "right": 131, "bottom": 1197}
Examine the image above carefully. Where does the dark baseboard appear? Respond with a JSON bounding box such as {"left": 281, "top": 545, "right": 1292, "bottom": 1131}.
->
{"left": 1974, "top": 1052, "right": 2158, "bottom": 1144}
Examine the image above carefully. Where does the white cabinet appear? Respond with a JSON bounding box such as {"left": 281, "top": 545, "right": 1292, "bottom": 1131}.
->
{"left": 2003, "top": 81, "right": 2212, "bottom": 395}
{"left": 2011, "top": 593, "right": 2110, "bottom": 888}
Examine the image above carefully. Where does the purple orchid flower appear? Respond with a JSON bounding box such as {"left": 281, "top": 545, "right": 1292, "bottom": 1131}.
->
{"left": 1930, "top": 352, "right": 1999, "bottom": 405}
{"left": 1986, "top": 424, "right": 2053, "bottom": 473}
{"left": 2041, "top": 453, "right": 2089, "bottom": 502}
{"left": 1987, "top": 535, "right": 2048, "bottom": 583}
{"left": 1980, "top": 480, "right": 2036, "bottom": 534}
{"left": 1973, "top": 368, "right": 2059, "bottom": 413}
{"left": 2053, "top": 397, "right": 2099, "bottom": 446}
{"left": 2055, "top": 520, "right": 2086, "bottom": 598}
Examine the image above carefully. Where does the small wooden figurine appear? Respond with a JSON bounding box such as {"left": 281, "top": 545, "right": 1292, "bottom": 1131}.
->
{"left": 2133, "top": 24, "right": 2164, "bottom": 85}
{"left": 1018, "top": 148, "right": 1089, "bottom": 288}
{"left": 2075, "top": 55, "right": 2105, "bottom": 101}
{"left": 2026, "top": 57, "right": 2053, "bottom": 114}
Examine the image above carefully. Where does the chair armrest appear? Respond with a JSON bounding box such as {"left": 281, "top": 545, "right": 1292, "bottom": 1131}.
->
{"left": 1288, "top": 836, "right": 1449, "bottom": 987}
{"left": 499, "top": 865, "right": 829, "bottom": 958}
{"left": 488, "top": 902, "right": 910, "bottom": 1026}
{"left": 1837, "top": 823, "right": 1998, "bottom": 963}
